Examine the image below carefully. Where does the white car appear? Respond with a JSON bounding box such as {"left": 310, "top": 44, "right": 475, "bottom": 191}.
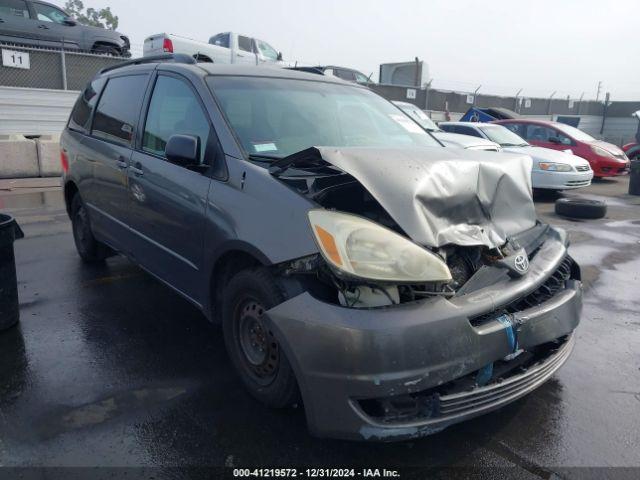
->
{"left": 144, "top": 32, "right": 283, "bottom": 65}
{"left": 393, "top": 102, "right": 501, "bottom": 152}
{"left": 440, "top": 122, "right": 594, "bottom": 190}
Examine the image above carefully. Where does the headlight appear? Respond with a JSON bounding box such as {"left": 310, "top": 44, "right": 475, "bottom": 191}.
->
{"left": 308, "top": 210, "right": 452, "bottom": 283}
{"left": 538, "top": 162, "right": 573, "bottom": 172}
{"left": 591, "top": 145, "right": 616, "bottom": 158}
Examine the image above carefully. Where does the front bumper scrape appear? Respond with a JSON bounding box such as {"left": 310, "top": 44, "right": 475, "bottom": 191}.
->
{"left": 264, "top": 237, "right": 582, "bottom": 441}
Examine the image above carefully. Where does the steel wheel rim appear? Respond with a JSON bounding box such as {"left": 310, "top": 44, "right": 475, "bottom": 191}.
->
{"left": 236, "top": 298, "right": 279, "bottom": 384}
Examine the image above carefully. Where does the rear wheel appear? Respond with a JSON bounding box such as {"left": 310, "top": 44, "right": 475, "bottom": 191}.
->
{"left": 221, "top": 268, "right": 299, "bottom": 408}
{"left": 70, "top": 194, "right": 111, "bottom": 263}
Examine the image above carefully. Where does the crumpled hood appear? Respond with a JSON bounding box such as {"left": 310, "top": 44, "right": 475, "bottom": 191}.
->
{"left": 313, "top": 146, "right": 537, "bottom": 249}
{"left": 503, "top": 145, "right": 590, "bottom": 168}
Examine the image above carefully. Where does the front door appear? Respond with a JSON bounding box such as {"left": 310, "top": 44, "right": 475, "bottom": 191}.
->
{"left": 127, "top": 73, "right": 213, "bottom": 306}
{"left": 29, "top": 1, "right": 83, "bottom": 49}
{"left": 0, "top": 0, "right": 38, "bottom": 46}
{"left": 85, "top": 73, "right": 149, "bottom": 250}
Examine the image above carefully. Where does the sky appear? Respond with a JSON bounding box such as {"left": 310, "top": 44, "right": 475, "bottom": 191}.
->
{"left": 52, "top": 0, "right": 640, "bottom": 100}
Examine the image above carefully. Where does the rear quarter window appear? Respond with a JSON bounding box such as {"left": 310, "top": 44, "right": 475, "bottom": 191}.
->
{"left": 68, "top": 77, "right": 106, "bottom": 133}
{"left": 91, "top": 75, "right": 148, "bottom": 147}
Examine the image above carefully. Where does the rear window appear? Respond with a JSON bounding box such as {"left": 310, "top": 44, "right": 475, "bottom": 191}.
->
{"left": 68, "top": 77, "right": 106, "bottom": 133}
{"left": 91, "top": 75, "right": 148, "bottom": 147}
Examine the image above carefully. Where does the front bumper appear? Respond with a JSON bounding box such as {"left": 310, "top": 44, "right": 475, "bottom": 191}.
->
{"left": 532, "top": 169, "right": 593, "bottom": 190}
{"left": 265, "top": 233, "right": 582, "bottom": 441}
{"left": 593, "top": 157, "right": 630, "bottom": 177}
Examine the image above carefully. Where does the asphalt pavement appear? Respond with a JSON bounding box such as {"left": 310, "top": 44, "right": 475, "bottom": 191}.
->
{"left": 0, "top": 177, "right": 639, "bottom": 478}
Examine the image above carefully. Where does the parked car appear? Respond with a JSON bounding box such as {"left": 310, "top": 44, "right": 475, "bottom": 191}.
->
{"left": 621, "top": 110, "right": 640, "bottom": 160}
{"left": 290, "top": 65, "right": 373, "bottom": 85}
{"left": 440, "top": 122, "right": 593, "bottom": 190}
{"left": 61, "top": 55, "right": 582, "bottom": 441}
{"left": 393, "top": 101, "right": 501, "bottom": 152}
{"left": 0, "top": 0, "right": 130, "bottom": 55}
{"left": 144, "top": 31, "right": 282, "bottom": 65}
{"left": 495, "top": 119, "right": 629, "bottom": 178}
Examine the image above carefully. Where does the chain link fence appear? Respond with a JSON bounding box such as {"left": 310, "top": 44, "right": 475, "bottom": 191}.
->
{"left": 0, "top": 42, "right": 125, "bottom": 91}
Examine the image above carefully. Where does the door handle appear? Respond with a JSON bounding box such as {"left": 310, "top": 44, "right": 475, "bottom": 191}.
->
{"left": 38, "top": 24, "right": 50, "bottom": 29}
{"left": 116, "top": 157, "right": 128, "bottom": 169}
{"left": 130, "top": 166, "right": 144, "bottom": 176}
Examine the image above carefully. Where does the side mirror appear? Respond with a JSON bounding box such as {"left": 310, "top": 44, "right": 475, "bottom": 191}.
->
{"left": 63, "top": 16, "right": 77, "bottom": 26}
{"left": 277, "top": 51, "right": 283, "bottom": 61}
{"left": 165, "top": 134, "right": 200, "bottom": 166}
{"left": 548, "top": 136, "right": 561, "bottom": 144}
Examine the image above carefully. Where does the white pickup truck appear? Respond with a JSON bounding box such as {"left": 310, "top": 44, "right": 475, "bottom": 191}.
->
{"left": 143, "top": 32, "right": 283, "bottom": 65}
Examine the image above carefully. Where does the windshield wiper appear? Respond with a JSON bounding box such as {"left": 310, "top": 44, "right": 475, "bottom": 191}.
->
{"left": 268, "top": 147, "right": 330, "bottom": 175}
{"left": 248, "top": 154, "right": 282, "bottom": 162}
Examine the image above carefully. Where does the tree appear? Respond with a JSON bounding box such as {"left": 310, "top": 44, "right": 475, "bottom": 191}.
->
{"left": 64, "top": 0, "right": 119, "bottom": 30}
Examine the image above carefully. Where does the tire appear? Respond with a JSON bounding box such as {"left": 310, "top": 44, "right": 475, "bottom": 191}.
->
{"left": 92, "top": 45, "right": 120, "bottom": 57}
{"left": 221, "top": 267, "right": 299, "bottom": 408}
{"left": 70, "top": 194, "right": 111, "bottom": 263}
{"left": 555, "top": 197, "right": 607, "bottom": 219}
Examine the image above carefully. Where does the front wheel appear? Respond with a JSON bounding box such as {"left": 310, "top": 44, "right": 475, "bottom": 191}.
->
{"left": 221, "top": 268, "right": 299, "bottom": 408}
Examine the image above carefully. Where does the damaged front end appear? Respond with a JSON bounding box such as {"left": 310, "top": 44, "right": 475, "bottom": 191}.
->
{"left": 270, "top": 146, "right": 542, "bottom": 308}
{"left": 260, "top": 146, "right": 582, "bottom": 441}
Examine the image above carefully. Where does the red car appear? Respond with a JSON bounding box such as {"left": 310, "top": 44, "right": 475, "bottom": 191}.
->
{"left": 495, "top": 119, "right": 630, "bottom": 178}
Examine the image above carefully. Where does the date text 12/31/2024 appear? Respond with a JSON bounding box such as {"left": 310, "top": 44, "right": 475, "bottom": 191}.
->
{"left": 233, "top": 468, "right": 401, "bottom": 478}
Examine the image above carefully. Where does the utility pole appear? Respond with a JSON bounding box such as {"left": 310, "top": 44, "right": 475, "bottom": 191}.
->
{"left": 547, "top": 91, "right": 556, "bottom": 118}
{"left": 472, "top": 85, "right": 481, "bottom": 106}
{"left": 577, "top": 92, "right": 585, "bottom": 115}
{"left": 425, "top": 79, "right": 433, "bottom": 111}
{"left": 596, "top": 81, "right": 602, "bottom": 102}
{"left": 600, "top": 92, "right": 610, "bottom": 135}
{"left": 514, "top": 88, "right": 523, "bottom": 113}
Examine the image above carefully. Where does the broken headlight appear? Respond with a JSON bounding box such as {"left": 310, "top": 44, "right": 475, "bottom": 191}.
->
{"left": 308, "top": 209, "right": 452, "bottom": 283}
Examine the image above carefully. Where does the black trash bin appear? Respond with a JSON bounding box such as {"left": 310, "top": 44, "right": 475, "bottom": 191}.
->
{"left": 0, "top": 214, "right": 24, "bottom": 332}
{"left": 629, "top": 159, "right": 640, "bottom": 196}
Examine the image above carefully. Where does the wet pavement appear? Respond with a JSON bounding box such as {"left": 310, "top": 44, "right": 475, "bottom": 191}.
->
{"left": 0, "top": 177, "right": 639, "bottom": 477}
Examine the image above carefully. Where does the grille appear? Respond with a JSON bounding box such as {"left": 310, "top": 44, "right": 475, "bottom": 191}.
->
{"left": 470, "top": 256, "right": 576, "bottom": 327}
{"left": 575, "top": 165, "right": 591, "bottom": 172}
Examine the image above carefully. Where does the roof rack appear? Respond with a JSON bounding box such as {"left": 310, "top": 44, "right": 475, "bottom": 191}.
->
{"left": 99, "top": 53, "right": 196, "bottom": 74}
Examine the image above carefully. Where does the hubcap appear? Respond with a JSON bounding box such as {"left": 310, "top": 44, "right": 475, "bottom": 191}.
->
{"left": 237, "top": 300, "right": 279, "bottom": 381}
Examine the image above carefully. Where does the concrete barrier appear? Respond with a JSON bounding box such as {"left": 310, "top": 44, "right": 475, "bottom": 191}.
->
{"left": 0, "top": 135, "right": 39, "bottom": 179}
{"left": 35, "top": 134, "right": 62, "bottom": 177}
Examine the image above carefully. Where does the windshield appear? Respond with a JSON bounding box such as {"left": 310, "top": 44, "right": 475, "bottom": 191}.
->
{"left": 554, "top": 123, "right": 595, "bottom": 142}
{"left": 478, "top": 125, "right": 528, "bottom": 146}
{"left": 395, "top": 103, "right": 439, "bottom": 131}
{"left": 207, "top": 76, "right": 441, "bottom": 158}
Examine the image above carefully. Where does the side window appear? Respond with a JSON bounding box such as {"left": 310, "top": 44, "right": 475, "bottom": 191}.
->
{"left": 0, "top": 0, "right": 30, "bottom": 18}
{"left": 33, "top": 2, "right": 67, "bottom": 23}
{"left": 142, "top": 76, "right": 211, "bottom": 164}
{"left": 68, "top": 77, "right": 106, "bottom": 133}
{"left": 210, "top": 33, "right": 229, "bottom": 48}
{"left": 335, "top": 69, "right": 356, "bottom": 82}
{"left": 354, "top": 72, "right": 369, "bottom": 84}
{"left": 92, "top": 75, "right": 148, "bottom": 147}
{"left": 552, "top": 129, "right": 573, "bottom": 145}
{"left": 238, "top": 35, "right": 252, "bottom": 52}
{"left": 503, "top": 123, "right": 525, "bottom": 137}
{"left": 256, "top": 39, "right": 278, "bottom": 61}
{"left": 525, "top": 125, "right": 556, "bottom": 142}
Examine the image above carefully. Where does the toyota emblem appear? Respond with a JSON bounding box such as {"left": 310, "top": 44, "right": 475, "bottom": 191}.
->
{"left": 514, "top": 254, "right": 529, "bottom": 273}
